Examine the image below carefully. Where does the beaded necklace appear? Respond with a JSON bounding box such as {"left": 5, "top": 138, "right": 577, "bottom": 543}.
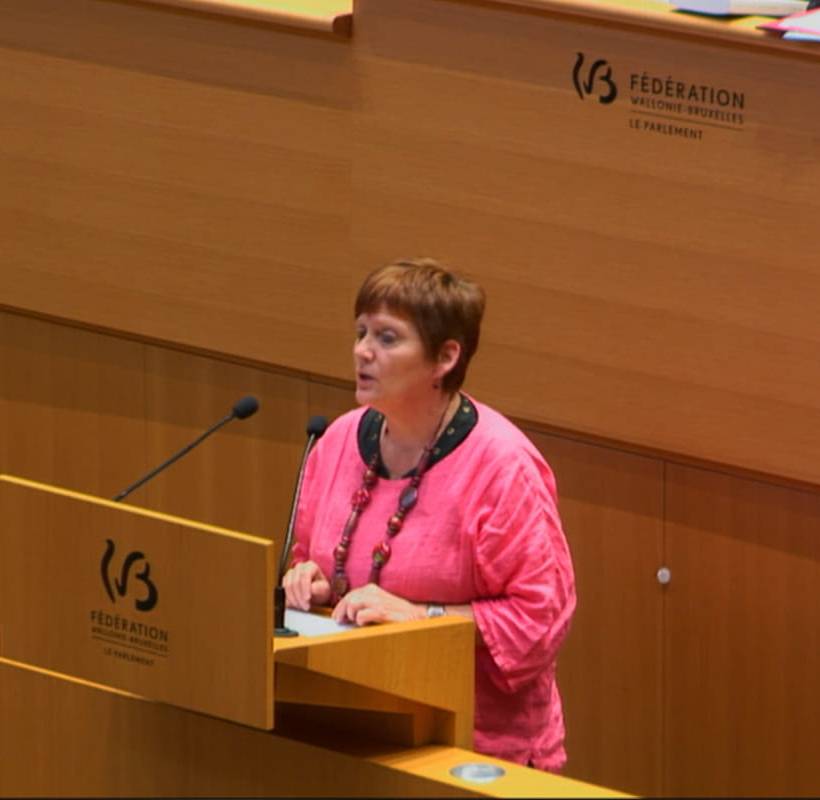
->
{"left": 330, "top": 401, "right": 452, "bottom": 603}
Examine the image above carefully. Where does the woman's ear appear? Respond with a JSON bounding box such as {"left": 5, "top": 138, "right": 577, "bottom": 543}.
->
{"left": 434, "top": 339, "right": 462, "bottom": 381}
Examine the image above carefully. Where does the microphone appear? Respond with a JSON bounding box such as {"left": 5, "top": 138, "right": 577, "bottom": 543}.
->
{"left": 113, "top": 395, "right": 260, "bottom": 503}
{"left": 274, "top": 415, "right": 328, "bottom": 637}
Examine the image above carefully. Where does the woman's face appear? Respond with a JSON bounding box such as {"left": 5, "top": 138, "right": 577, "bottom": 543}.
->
{"left": 353, "top": 307, "right": 438, "bottom": 413}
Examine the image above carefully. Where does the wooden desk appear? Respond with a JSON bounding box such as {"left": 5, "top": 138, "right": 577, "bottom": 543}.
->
{"left": 0, "top": 624, "right": 628, "bottom": 797}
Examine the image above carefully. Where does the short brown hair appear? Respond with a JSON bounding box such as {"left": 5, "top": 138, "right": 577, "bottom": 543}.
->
{"left": 354, "top": 258, "right": 486, "bottom": 393}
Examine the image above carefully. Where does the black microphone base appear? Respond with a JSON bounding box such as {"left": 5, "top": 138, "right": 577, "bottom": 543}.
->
{"left": 273, "top": 585, "right": 299, "bottom": 637}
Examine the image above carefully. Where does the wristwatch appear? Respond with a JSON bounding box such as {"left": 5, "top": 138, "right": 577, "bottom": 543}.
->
{"left": 426, "top": 603, "right": 446, "bottom": 618}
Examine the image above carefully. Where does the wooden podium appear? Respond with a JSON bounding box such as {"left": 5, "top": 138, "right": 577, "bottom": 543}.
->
{"left": 0, "top": 474, "right": 624, "bottom": 797}
{"left": 0, "top": 474, "right": 275, "bottom": 728}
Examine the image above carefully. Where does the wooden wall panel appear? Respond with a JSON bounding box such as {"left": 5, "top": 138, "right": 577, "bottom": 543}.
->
{"left": 307, "top": 376, "right": 357, "bottom": 423}
{"left": 528, "top": 430, "right": 664, "bottom": 797}
{"left": 0, "top": 309, "right": 363, "bottom": 555}
{"left": 0, "top": 0, "right": 356, "bottom": 377}
{"left": 139, "top": 347, "right": 309, "bottom": 555}
{"left": 349, "top": 0, "right": 820, "bottom": 486}
{"left": 0, "top": 311, "right": 146, "bottom": 496}
{"left": 0, "top": 311, "right": 342, "bottom": 554}
{"left": 664, "top": 465, "right": 820, "bottom": 797}
{"left": 3, "top": 0, "right": 820, "bottom": 483}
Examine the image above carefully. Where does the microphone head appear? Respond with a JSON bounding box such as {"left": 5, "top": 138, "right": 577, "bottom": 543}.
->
{"left": 232, "top": 395, "right": 260, "bottom": 420}
{"left": 306, "top": 415, "right": 328, "bottom": 438}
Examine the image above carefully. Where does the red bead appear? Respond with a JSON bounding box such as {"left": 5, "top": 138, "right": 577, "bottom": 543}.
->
{"left": 333, "top": 543, "right": 348, "bottom": 562}
{"left": 363, "top": 468, "right": 378, "bottom": 487}
{"left": 352, "top": 488, "right": 371, "bottom": 510}
{"left": 372, "top": 540, "right": 392, "bottom": 565}
{"left": 387, "top": 514, "right": 403, "bottom": 534}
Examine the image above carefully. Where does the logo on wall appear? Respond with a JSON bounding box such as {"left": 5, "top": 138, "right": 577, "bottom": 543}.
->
{"left": 100, "top": 538, "right": 158, "bottom": 612}
{"left": 572, "top": 53, "right": 618, "bottom": 105}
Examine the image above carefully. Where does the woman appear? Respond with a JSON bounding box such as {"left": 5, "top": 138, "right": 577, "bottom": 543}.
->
{"left": 283, "top": 258, "right": 576, "bottom": 772}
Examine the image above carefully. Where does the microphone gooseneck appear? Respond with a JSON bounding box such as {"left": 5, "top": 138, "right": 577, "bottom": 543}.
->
{"left": 113, "top": 395, "right": 261, "bottom": 503}
{"left": 274, "top": 415, "right": 328, "bottom": 637}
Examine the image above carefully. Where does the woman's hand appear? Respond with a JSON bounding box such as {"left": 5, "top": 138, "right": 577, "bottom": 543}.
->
{"left": 332, "top": 583, "right": 426, "bottom": 626}
{"left": 282, "top": 560, "right": 331, "bottom": 610}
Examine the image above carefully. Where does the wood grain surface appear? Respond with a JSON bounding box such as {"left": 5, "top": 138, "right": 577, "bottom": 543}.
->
{"left": 531, "top": 431, "right": 664, "bottom": 796}
{"left": 0, "top": 659, "right": 474, "bottom": 797}
{"left": 3, "top": 0, "right": 820, "bottom": 484}
{"left": 129, "top": 0, "right": 353, "bottom": 33}
{"left": 664, "top": 465, "right": 820, "bottom": 796}
{"left": 0, "top": 475, "right": 274, "bottom": 728}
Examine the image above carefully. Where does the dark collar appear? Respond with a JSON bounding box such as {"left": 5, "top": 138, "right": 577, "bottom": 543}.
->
{"left": 357, "top": 394, "right": 478, "bottom": 479}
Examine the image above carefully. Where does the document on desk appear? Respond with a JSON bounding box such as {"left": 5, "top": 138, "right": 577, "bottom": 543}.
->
{"left": 284, "top": 608, "right": 354, "bottom": 636}
{"left": 758, "top": 6, "right": 820, "bottom": 30}
{"left": 672, "top": 0, "right": 806, "bottom": 14}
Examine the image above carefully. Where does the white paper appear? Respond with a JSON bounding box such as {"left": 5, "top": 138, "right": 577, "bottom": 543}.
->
{"left": 283, "top": 608, "right": 354, "bottom": 637}
{"left": 671, "top": 0, "right": 806, "bottom": 15}
{"left": 777, "top": 9, "right": 820, "bottom": 31}
{"left": 783, "top": 28, "right": 820, "bottom": 37}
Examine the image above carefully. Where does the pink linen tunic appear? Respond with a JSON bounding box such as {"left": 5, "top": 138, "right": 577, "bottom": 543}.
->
{"left": 292, "top": 398, "right": 576, "bottom": 771}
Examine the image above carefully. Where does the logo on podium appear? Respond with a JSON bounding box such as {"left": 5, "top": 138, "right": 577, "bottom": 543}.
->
{"left": 572, "top": 53, "right": 618, "bottom": 105}
{"left": 100, "top": 538, "right": 158, "bottom": 613}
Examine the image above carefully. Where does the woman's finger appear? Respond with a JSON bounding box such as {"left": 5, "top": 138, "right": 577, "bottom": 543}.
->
{"left": 331, "top": 594, "right": 349, "bottom": 623}
{"left": 344, "top": 597, "right": 364, "bottom": 623}
{"left": 282, "top": 569, "right": 296, "bottom": 607}
{"left": 355, "top": 606, "right": 384, "bottom": 626}
{"left": 297, "top": 565, "right": 315, "bottom": 610}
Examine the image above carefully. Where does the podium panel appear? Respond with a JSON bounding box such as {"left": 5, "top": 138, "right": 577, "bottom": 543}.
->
{"left": 0, "top": 474, "right": 274, "bottom": 728}
{"left": 0, "top": 656, "right": 628, "bottom": 797}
